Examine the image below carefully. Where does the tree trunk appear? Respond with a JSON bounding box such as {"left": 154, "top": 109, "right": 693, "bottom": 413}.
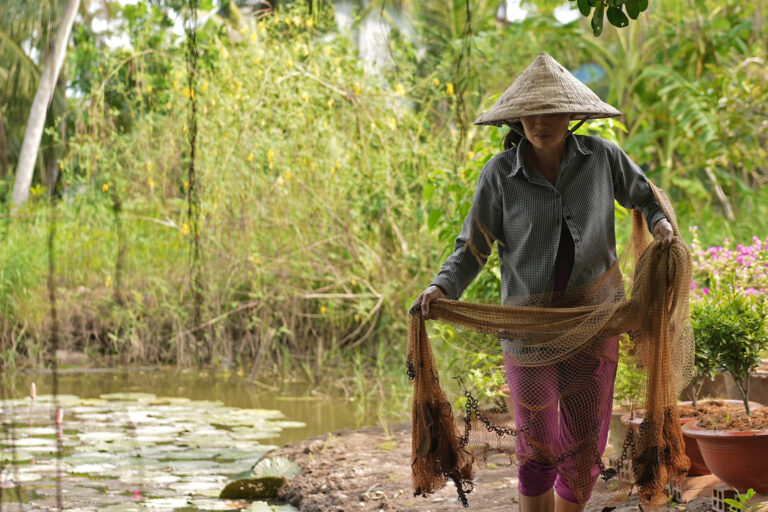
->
{"left": 11, "top": 0, "right": 80, "bottom": 206}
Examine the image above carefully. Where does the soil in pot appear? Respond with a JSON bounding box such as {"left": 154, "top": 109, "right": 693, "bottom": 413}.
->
{"left": 695, "top": 404, "right": 768, "bottom": 430}
{"left": 683, "top": 408, "right": 768, "bottom": 493}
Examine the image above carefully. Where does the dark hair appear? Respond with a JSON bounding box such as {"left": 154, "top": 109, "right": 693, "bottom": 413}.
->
{"left": 502, "top": 121, "right": 525, "bottom": 151}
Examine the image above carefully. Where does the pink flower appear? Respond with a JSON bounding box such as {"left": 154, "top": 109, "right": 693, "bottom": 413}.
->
{"left": 702, "top": 287, "right": 710, "bottom": 295}
{"left": 690, "top": 280, "right": 699, "bottom": 291}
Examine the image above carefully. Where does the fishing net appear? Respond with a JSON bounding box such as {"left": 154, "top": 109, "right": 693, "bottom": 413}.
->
{"left": 407, "top": 182, "right": 694, "bottom": 508}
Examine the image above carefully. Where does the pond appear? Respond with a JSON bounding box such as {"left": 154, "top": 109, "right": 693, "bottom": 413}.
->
{"left": 0, "top": 368, "right": 406, "bottom": 511}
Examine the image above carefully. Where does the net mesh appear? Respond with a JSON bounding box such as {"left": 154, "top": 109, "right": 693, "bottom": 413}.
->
{"left": 406, "top": 183, "right": 694, "bottom": 508}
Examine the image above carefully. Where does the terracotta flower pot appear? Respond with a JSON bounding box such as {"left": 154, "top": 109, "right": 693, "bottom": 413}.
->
{"left": 682, "top": 420, "right": 768, "bottom": 493}
{"left": 619, "top": 400, "right": 762, "bottom": 477}
{"left": 620, "top": 406, "right": 708, "bottom": 476}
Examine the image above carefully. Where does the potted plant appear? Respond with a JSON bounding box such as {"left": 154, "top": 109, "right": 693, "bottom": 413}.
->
{"left": 683, "top": 285, "right": 768, "bottom": 492}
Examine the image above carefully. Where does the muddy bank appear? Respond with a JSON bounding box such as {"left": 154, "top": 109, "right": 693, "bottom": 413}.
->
{"left": 274, "top": 423, "right": 711, "bottom": 512}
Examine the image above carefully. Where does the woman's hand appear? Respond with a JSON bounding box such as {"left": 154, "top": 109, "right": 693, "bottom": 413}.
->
{"left": 653, "top": 218, "right": 674, "bottom": 248}
{"left": 413, "top": 285, "right": 446, "bottom": 318}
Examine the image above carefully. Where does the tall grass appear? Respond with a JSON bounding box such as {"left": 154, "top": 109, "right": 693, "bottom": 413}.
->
{"left": 0, "top": 6, "right": 453, "bottom": 403}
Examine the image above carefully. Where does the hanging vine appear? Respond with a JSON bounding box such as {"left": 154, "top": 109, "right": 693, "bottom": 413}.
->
{"left": 185, "top": 0, "right": 206, "bottom": 365}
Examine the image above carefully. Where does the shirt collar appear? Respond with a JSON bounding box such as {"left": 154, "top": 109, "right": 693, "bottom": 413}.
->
{"left": 508, "top": 134, "right": 592, "bottom": 179}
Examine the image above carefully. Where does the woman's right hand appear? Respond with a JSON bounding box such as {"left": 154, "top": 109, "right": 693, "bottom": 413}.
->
{"left": 413, "top": 285, "right": 447, "bottom": 318}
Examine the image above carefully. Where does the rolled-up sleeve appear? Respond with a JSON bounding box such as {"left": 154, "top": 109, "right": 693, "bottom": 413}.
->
{"left": 608, "top": 142, "right": 666, "bottom": 232}
{"left": 431, "top": 166, "right": 503, "bottom": 300}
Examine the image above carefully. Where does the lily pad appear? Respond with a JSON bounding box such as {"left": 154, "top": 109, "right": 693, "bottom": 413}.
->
{"left": 100, "top": 393, "right": 157, "bottom": 401}
{"left": 218, "top": 476, "right": 286, "bottom": 500}
{"left": 250, "top": 456, "right": 300, "bottom": 480}
{"left": 143, "top": 497, "right": 191, "bottom": 508}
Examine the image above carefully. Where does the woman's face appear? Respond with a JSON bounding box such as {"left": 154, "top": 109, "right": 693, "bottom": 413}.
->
{"left": 519, "top": 113, "right": 572, "bottom": 153}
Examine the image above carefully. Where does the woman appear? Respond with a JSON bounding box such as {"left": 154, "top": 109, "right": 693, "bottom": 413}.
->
{"left": 414, "top": 53, "right": 674, "bottom": 512}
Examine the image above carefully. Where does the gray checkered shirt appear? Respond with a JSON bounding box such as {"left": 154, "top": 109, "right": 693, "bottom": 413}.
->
{"left": 431, "top": 134, "right": 666, "bottom": 303}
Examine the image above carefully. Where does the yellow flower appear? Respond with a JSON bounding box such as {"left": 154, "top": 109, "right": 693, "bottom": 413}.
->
{"left": 180, "top": 222, "right": 190, "bottom": 236}
{"left": 292, "top": 16, "right": 301, "bottom": 26}
{"left": 105, "top": 275, "right": 112, "bottom": 288}
{"left": 58, "top": 161, "right": 64, "bottom": 169}
{"left": 258, "top": 20, "right": 266, "bottom": 31}
{"left": 183, "top": 124, "right": 188, "bottom": 133}
{"left": 433, "top": 77, "right": 440, "bottom": 87}
{"left": 301, "top": 92, "right": 310, "bottom": 102}
{"left": 354, "top": 313, "right": 361, "bottom": 322}
{"left": 320, "top": 306, "right": 327, "bottom": 315}
{"left": 286, "top": 57, "right": 294, "bottom": 67}
{"left": 182, "top": 87, "right": 194, "bottom": 98}
{"left": 250, "top": 32, "right": 258, "bottom": 43}
{"left": 201, "top": 81, "right": 208, "bottom": 93}
{"left": 221, "top": 47, "right": 229, "bottom": 59}
{"left": 387, "top": 117, "right": 397, "bottom": 130}
{"left": 147, "top": 177, "right": 156, "bottom": 189}
{"left": 467, "top": 151, "right": 475, "bottom": 160}
{"left": 102, "top": 183, "right": 110, "bottom": 192}
{"left": 184, "top": 180, "right": 189, "bottom": 190}
{"left": 327, "top": 98, "right": 335, "bottom": 108}
{"left": 146, "top": 161, "right": 153, "bottom": 170}
{"left": 446, "top": 82, "right": 455, "bottom": 96}
{"left": 305, "top": 18, "right": 313, "bottom": 29}
{"left": 239, "top": 27, "right": 246, "bottom": 35}
{"left": 173, "top": 80, "right": 179, "bottom": 90}
{"left": 353, "top": 83, "right": 361, "bottom": 95}
{"left": 323, "top": 45, "right": 332, "bottom": 56}
{"left": 146, "top": 85, "right": 153, "bottom": 93}
{"left": 394, "top": 83, "right": 406, "bottom": 97}
{"left": 211, "top": 98, "right": 216, "bottom": 106}
{"left": 247, "top": 153, "right": 255, "bottom": 162}
{"left": 175, "top": 71, "right": 183, "bottom": 79}
{"left": 333, "top": 57, "right": 341, "bottom": 65}
{"left": 98, "top": 66, "right": 103, "bottom": 73}
{"left": 267, "top": 148, "right": 275, "bottom": 168}
{"left": 284, "top": 170, "right": 292, "bottom": 181}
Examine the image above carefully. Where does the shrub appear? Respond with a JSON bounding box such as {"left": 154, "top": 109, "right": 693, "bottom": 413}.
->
{"left": 691, "top": 284, "right": 768, "bottom": 415}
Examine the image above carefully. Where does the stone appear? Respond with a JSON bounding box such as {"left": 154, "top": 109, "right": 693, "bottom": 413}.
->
{"left": 219, "top": 476, "right": 286, "bottom": 500}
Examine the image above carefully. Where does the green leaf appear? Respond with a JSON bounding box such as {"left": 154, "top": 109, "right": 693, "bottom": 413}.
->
{"left": 607, "top": 6, "right": 629, "bottom": 27}
{"left": 625, "top": 0, "right": 641, "bottom": 19}
{"left": 591, "top": 3, "right": 605, "bottom": 36}
{"left": 638, "top": 0, "right": 649, "bottom": 11}
{"left": 422, "top": 182, "right": 435, "bottom": 201}
{"left": 576, "top": 0, "right": 591, "bottom": 17}
{"left": 427, "top": 209, "right": 443, "bottom": 230}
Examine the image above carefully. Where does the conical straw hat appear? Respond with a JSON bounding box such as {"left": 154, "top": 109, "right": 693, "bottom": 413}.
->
{"left": 474, "top": 52, "right": 620, "bottom": 126}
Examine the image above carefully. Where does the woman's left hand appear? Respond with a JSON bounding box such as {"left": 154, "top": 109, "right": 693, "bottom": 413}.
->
{"left": 653, "top": 218, "right": 674, "bottom": 248}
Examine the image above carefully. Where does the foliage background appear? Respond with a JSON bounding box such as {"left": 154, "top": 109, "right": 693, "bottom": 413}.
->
{"left": 1, "top": 0, "right": 767, "bottom": 406}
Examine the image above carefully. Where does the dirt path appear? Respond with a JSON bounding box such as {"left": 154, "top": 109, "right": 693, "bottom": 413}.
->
{"left": 274, "top": 423, "right": 712, "bottom": 512}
